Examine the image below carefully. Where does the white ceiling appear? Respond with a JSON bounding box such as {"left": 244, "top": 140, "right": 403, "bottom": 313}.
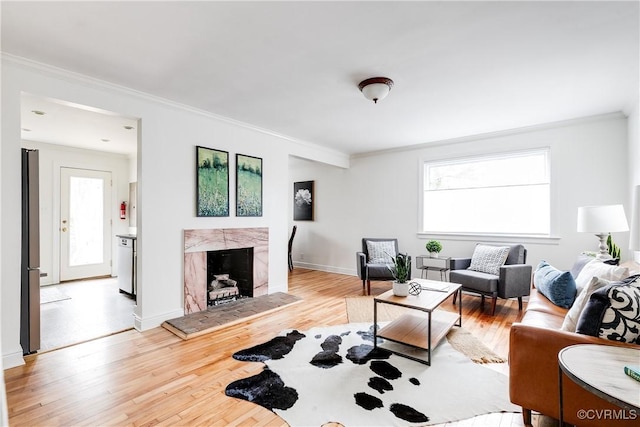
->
{"left": 2, "top": 1, "right": 638, "bottom": 156}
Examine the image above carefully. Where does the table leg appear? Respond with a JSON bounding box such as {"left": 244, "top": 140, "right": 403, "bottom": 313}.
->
{"left": 373, "top": 300, "right": 378, "bottom": 349}
{"left": 558, "top": 365, "right": 564, "bottom": 427}
{"left": 427, "top": 311, "right": 432, "bottom": 365}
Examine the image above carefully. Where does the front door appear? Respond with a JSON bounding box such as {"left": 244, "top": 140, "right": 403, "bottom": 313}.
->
{"left": 60, "top": 167, "right": 112, "bottom": 281}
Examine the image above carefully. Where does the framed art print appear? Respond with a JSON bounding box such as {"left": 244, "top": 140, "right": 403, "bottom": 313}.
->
{"left": 196, "top": 146, "right": 229, "bottom": 217}
{"left": 236, "top": 154, "right": 262, "bottom": 217}
{"left": 293, "top": 180, "right": 314, "bottom": 221}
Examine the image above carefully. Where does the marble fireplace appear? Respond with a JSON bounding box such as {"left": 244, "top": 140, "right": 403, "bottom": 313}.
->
{"left": 184, "top": 227, "right": 268, "bottom": 314}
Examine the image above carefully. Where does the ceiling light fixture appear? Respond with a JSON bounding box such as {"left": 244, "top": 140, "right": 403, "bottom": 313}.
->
{"left": 358, "top": 77, "right": 394, "bottom": 104}
{"left": 124, "top": 125, "right": 134, "bottom": 130}
{"left": 101, "top": 139, "right": 110, "bottom": 142}
{"left": 31, "top": 110, "right": 46, "bottom": 116}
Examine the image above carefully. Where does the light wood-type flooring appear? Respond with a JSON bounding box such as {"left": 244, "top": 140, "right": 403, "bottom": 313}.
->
{"left": 6, "top": 269, "right": 556, "bottom": 426}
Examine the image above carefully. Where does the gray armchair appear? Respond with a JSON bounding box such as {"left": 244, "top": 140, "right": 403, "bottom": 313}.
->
{"left": 449, "top": 243, "right": 531, "bottom": 315}
{"left": 356, "top": 238, "right": 410, "bottom": 295}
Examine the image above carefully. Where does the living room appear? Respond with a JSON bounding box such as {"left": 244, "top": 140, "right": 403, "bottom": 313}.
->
{"left": 1, "top": 1, "right": 639, "bottom": 426}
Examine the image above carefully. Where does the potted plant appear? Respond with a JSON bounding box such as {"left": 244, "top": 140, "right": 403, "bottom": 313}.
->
{"left": 388, "top": 252, "right": 412, "bottom": 296}
{"left": 425, "top": 240, "right": 443, "bottom": 257}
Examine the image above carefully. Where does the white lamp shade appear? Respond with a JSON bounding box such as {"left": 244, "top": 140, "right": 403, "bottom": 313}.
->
{"left": 361, "top": 83, "right": 391, "bottom": 103}
{"left": 577, "top": 204, "right": 629, "bottom": 233}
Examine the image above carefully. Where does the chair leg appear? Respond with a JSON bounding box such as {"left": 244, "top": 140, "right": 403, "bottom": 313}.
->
{"left": 491, "top": 297, "right": 497, "bottom": 315}
{"left": 480, "top": 295, "right": 485, "bottom": 310}
{"left": 367, "top": 280, "right": 371, "bottom": 296}
{"left": 522, "top": 408, "right": 532, "bottom": 426}
{"left": 288, "top": 254, "right": 293, "bottom": 271}
{"left": 518, "top": 296, "right": 523, "bottom": 311}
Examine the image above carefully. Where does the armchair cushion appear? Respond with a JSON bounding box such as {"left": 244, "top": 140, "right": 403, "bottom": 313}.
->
{"left": 468, "top": 244, "right": 510, "bottom": 275}
{"left": 449, "top": 269, "right": 498, "bottom": 293}
{"left": 365, "top": 240, "right": 396, "bottom": 264}
{"left": 533, "top": 261, "right": 576, "bottom": 308}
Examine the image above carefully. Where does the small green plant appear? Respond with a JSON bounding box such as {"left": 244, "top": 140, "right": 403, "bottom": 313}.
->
{"left": 388, "top": 252, "right": 411, "bottom": 283}
{"left": 607, "top": 234, "right": 621, "bottom": 260}
{"left": 425, "top": 240, "right": 443, "bottom": 254}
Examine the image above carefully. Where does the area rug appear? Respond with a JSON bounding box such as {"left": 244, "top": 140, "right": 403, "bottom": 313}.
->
{"left": 40, "top": 287, "right": 71, "bottom": 304}
{"left": 345, "top": 297, "right": 506, "bottom": 364}
{"left": 225, "top": 323, "right": 518, "bottom": 426}
{"left": 162, "top": 292, "right": 302, "bottom": 339}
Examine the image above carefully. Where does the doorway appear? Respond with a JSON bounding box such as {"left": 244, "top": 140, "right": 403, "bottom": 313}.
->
{"left": 60, "top": 167, "right": 112, "bottom": 281}
{"left": 21, "top": 93, "right": 139, "bottom": 352}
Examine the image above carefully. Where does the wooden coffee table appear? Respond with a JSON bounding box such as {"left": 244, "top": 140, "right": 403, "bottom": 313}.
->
{"left": 373, "top": 279, "right": 462, "bottom": 365}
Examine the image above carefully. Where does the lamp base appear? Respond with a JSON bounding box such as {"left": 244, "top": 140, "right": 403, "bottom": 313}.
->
{"left": 594, "top": 233, "right": 612, "bottom": 260}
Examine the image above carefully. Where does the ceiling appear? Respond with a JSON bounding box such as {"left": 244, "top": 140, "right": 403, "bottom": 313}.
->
{"left": 2, "top": 1, "right": 638, "bottom": 156}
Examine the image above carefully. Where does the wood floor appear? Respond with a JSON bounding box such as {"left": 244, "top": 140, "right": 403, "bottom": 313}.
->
{"left": 6, "top": 269, "right": 553, "bottom": 426}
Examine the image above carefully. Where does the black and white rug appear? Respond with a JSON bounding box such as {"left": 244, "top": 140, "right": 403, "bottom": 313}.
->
{"left": 225, "top": 323, "right": 518, "bottom": 426}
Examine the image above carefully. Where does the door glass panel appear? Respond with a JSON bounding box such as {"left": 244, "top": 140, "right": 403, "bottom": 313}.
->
{"left": 69, "top": 176, "right": 104, "bottom": 266}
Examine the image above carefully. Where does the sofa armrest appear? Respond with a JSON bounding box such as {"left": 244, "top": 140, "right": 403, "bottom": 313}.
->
{"left": 356, "top": 252, "right": 367, "bottom": 279}
{"left": 498, "top": 264, "right": 532, "bottom": 298}
{"left": 450, "top": 257, "right": 471, "bottom": 270}
{"left": 509, "top": 323, "right": 639, "bottom": 425}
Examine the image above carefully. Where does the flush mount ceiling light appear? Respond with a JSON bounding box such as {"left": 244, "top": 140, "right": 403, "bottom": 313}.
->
{"left": 31, "top": 110, "right": 46, "bottom": 116}
{"left": 123, "top": 125, "right": 134, "bottom": 130}
{"left": 358, "top": 77, "right": 394, "bottom": 104}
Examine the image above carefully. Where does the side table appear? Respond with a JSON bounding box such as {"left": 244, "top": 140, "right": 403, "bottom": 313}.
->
{"left": 558, "top": 344, "right": 640, "bottom": 425}
{"left": 416, "top": 255, "right": 450, "bottom": 281}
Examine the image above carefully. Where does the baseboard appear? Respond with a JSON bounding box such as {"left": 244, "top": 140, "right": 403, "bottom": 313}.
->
{"left": 134, "top": 309, "right": 185, "bottom": 332}
{"left": 293, "top": 262, "right": 356, "bottom": 276}
{"left": 3, "top": 350, "right": 25, "bottom": 370}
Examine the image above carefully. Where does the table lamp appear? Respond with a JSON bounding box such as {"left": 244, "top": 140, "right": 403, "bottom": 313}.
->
{"left": 577, "top": 204, "right": 629, "bottom": 259}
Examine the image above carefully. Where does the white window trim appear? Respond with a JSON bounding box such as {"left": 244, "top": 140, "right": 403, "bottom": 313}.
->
{"left": 418, "top": 148, "right": 555, "bottom": 241}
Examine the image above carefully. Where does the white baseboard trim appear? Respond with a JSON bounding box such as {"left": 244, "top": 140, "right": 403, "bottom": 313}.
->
{"left": 134, "top": 309, "right": 185, "bottom": 332}
{"left": 293, "top": 262, "right": 356, "bottom": 276}
{"left": 3, "top": 351, "right": 26, "bottom": 370}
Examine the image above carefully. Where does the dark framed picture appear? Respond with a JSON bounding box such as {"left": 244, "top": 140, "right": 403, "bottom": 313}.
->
{"left": 293, "top": 181, "right": 314, "bottom": 221}
{"left": 236, "top": 154, "right": 263, "bottom": 217}
{"left": 196, "top": 146, "right": 229, "bottom": 217}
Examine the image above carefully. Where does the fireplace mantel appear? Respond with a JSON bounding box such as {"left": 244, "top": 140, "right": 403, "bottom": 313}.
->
{"left": 184, "top": 228, "right": 268, "bottom": 314}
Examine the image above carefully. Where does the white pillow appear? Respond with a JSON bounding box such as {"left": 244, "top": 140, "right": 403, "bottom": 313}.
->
{"left": 574, "top": 260, "right": 629, "bottom": 294}
{"left": 561, "top": 276, "right": 609, "bottom": 332}
{"left": 468, "top": 245, "right": 510, "bottom": 276}
{"left": 366, "top": 240, "right": 396, "bottom": 264}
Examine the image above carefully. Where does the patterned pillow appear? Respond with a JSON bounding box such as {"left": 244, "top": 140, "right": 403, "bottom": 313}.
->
{"left": 576, "top": 275, "right": 640, "bottom": 344}
{"left": 366, "top": 240, "right": 396, "bottom": 264}
{"left": 468, "top": 244, "right": 510, "bottom": 276}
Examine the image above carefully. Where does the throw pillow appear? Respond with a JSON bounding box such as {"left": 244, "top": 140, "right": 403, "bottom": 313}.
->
{"left": 533, "top": 261, "right": 577, "bottom": 308}
{"left": 576, "top": 275, "right": 640, "bottom": 344}
{"left": 574, "top": 259, "right": 629, "bottom": 295}
{"left": 366, "top": 240, "right": 396, "bottom": 264}
{"left": 468, "top": 244, "right": 510, "bottom": 276}
{"left": 561, "top": 276, "right": 609, "bottom": 332}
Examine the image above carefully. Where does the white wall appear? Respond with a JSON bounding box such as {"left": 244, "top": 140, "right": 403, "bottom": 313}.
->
{"left": 20, "top": 141, "right": 131, "bottom": 285}
{"left": 290, "top": 113, "right": 631, "bottom": 277}
{"left": 1, "top": 56, "right": 348, "bottom": 369}
{"left": 628, "top": 101, "right": 640, "bottom": 262}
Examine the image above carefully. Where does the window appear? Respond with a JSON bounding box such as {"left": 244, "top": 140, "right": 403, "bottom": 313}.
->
{"left": 423, "top": 149, "right": 550, "bottom": 235}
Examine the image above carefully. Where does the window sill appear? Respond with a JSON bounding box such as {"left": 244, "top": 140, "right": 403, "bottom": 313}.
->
{"left": 416, "top": 232, "right": 561, "bottom": 245}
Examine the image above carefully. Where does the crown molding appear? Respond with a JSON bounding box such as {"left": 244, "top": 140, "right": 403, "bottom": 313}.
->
{"left": 351, "top": 111, "right": 627, "bottom": 159}
{"left": 2, "top": 53, "right": 349, "bottom": 162}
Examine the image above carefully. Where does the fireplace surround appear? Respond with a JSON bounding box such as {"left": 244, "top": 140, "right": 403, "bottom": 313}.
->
{"left": 184, "top": 227, "right": 268, "bottom": 314}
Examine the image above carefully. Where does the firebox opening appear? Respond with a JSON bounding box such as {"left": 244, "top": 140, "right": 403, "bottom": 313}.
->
{"left": 207, "top": 247, "right": 254, "bottom": 305}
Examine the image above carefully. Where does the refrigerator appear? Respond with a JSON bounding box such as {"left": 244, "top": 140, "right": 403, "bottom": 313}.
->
{"left": 20, "top": 148, "right": 40, "bottom": 355}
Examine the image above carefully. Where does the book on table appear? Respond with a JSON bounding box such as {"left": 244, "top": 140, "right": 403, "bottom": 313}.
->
{"left": 624, "top": 365, "right": 640, "bottom": 382}
{"left": 411, "top": 280, "right": 449, "bottom": 292}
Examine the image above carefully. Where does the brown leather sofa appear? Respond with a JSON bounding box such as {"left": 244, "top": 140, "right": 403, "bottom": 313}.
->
{"left": 510, "top": 283, "right": 640, "bottom": 426}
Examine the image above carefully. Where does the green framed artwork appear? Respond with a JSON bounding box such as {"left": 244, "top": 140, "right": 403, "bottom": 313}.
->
{"left": 236, "top": 154, "right": 262, "bottom": 217}
{"left": 196, "top": 146, "right": 229, "bottom": 217}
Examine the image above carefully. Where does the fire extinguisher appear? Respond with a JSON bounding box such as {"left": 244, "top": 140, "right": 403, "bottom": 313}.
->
{"left": 120, "top": 201, "right": 127, "bottom": 220}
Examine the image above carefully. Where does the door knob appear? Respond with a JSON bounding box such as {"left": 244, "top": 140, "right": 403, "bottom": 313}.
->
{"left": 62, "top": 227, "right": 67, "bottom": 232}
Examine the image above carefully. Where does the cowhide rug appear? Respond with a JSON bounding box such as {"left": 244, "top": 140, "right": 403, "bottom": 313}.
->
{"left": 225, "top": 323, "right": 518, "bottom": 426}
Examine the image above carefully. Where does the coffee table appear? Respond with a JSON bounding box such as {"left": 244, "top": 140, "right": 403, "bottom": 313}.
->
{"left": 373, "top": 279, "right": 462, "bottom": 365}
